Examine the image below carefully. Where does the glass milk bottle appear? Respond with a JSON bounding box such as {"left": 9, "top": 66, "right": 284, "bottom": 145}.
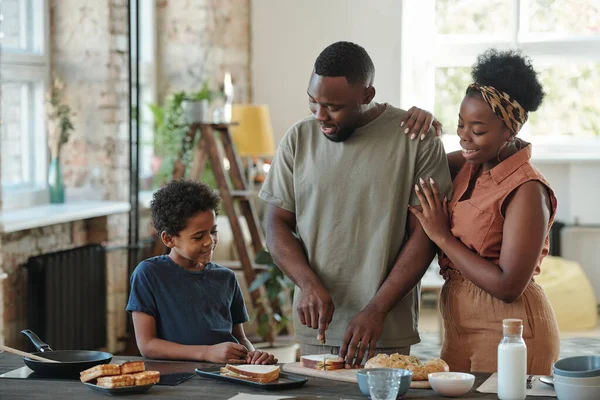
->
{"left": 498, "top": 319, "right": 527, "bottom": 400}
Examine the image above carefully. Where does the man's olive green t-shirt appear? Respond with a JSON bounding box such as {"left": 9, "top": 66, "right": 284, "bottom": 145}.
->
{"left": 259, "top": 104, "right": 452, "bottom": 347}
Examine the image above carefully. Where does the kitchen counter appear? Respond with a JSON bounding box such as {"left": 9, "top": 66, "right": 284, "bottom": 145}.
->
{"left": 0, "top": 353, "right": 554, "bottom": 399}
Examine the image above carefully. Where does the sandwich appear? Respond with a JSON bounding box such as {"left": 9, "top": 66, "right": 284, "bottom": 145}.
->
{"left": 80, "top": 364, "right": 121, "bottom": 383}
{"left": 80, "top": 360, "right": 160, "bottom": 388}
{"left": 219, "top": 364, "right": 280, "bottom": 383}
{"left": 130, "top": 370, "right": 161, "bottom": 386}
{"left": 120, "top": 360, "right": 145, "bottom": 374}
{"left": 300, "top": 354, "right": 345, "bottom": 371}
{"left": 365, "top": 354, "right": 449, "bottom": 381}
{"left": 96, "top": 374, "right": 135, "bottom": 388}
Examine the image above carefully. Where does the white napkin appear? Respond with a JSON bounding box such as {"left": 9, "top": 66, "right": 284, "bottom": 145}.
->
{"left": 228, "top": 395, "right": 294, "bottom": 400}
{"left": 477, "top": 373, "right": 557, "bottom": 397}
{"left": 228, "top": 394, "right": 350, "bottom": 400}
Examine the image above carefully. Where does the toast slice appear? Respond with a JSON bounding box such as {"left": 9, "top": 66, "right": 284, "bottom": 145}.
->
{"left": 300, "top": 354, "right": 345, "bottom": 370}
{"left": 96, "top": 374, "right": 135, "bottom": 388}
{"left": 220, "top": 364, "right": 279, "bottom": 383}
{"left": 130, "top": 370, "right": 160, "bottom": 386}
{"left": 79, "top": 364, "right": 121, "bottom": 383}
{"left": 120, "top": 360, "right": 145, "bottom": 374}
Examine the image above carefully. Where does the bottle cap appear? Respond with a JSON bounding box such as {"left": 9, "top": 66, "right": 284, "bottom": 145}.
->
{"left": 502, "top": 318, "right": 523, "bottom": 335}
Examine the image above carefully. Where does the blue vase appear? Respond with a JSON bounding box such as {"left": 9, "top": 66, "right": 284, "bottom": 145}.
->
{"left": 48, "top": 157, "right": 65, "bottom": 204}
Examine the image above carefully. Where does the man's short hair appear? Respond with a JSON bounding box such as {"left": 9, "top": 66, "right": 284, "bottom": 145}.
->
{"left": 314, "top": 41, "right": 375, "bottom": 85}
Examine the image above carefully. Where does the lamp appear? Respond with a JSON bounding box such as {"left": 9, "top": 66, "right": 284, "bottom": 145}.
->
{"left": 230, "top": 104, "right": 275, "bottom": 157}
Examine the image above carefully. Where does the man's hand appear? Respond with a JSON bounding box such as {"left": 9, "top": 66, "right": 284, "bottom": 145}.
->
{"left": 400, "top": 106, "right": 443, "bottom": 140}
{"left": 246, "top": 350, "right": 278, "bottom": 365}
{"left": 204, "top": 342, "right": 248, "bottom": 364}
{"left": 296, "top": 284, "right": 334, "bottom": 342}
{"left": 339, "top": 306, "right": 386, "bottom": 368}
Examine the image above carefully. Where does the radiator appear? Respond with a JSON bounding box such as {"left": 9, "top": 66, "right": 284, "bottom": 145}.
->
{"left": 26, "top": 244, "right": 107, "bottom": 351}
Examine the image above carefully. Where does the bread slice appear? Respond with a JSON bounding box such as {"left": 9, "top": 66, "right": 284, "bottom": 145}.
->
{"left": 79, "top": 364, "right": 121, "bottom": 383}
{"left": 96, "top": 374, "right": 135, "bottom": 388}
{"left": 120, "top": 360, "right": 145, "bottom": 374}
{"left": 220, "top": 364, "right": 280, "bottom": 383}
{"left": 130, "top": 370, "right": 160, "bottom": 386}
{"left": 365, "top": 353, "right": 421, "bottom": 370}
{"left": 300, "top": 354, "right": 345, "bottom": 370}
{"left": 364, "top": 353, "right": 449, "bottom": 381}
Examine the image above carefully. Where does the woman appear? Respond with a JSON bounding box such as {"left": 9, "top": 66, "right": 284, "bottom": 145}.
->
{"left": 408, "top": 49, "right": 560, "bottom": 374}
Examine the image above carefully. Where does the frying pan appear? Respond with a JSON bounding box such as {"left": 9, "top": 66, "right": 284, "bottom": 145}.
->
{"left": 21, "top": 329, "right": 113, "bottom": 377}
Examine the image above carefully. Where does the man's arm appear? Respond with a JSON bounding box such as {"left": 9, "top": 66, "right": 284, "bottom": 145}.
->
{"left": 265, "top": 204, "right": 334, "bottom": 341}
{"left": 339, "top": 211, "right": 436, "bottom": 367}
{"left": 369, "top": 211, "right": 436, "bottom": 314}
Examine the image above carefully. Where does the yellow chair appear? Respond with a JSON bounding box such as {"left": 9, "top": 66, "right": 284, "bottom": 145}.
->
{"left": 536, "top": 256, "right": 598, "bottom": 331}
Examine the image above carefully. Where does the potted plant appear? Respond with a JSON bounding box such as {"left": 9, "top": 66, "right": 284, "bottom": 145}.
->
{"left": 148, "top": 91, "right": 217, "bottom": 189}
{"left": 45, "top": 77, "right": 75, "bottom": 203}
{"left": 180, "top": 81, "right": 215, "bottom": 124}
{"left": 249, "top": 249, "right": 295, "bottom": 340}
{"left": 248, "top": 249, "right": 299, "bottom": 362}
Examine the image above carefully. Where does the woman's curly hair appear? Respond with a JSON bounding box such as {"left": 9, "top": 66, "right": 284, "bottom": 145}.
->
{"left": 150, "top": 180, "right": 220, "bottom": 236}
{"left": 468, "top": 48, "right": 545, "bottom": 112}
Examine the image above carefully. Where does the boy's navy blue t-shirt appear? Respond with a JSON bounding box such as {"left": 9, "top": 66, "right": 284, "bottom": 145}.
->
{"left": 126, "top": 255, "right": 249, "bottom": 346}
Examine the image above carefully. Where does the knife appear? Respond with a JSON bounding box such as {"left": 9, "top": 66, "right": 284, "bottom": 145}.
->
{"left": 318, "top": 334, "right": 326, "bottom": 372}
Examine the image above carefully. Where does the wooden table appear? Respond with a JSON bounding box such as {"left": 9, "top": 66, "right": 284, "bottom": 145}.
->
{"left": 0, "top": 353, "right": 554, "bottom": 399}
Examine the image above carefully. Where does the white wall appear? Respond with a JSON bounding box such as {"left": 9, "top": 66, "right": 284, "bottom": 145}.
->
{"left": 251, "top": 0, "right": 403, "bottom": 144}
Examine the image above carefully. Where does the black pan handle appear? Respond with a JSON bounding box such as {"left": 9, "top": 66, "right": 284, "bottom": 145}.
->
{"left": 21, "top": 329, "right": 53, "bottom": 352}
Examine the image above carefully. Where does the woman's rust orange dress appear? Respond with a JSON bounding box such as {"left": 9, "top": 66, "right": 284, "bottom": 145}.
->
{"left": 438, "top": 144, "right": 560, "bottom": 374}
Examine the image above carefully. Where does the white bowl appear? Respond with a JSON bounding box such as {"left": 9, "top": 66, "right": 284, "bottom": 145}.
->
{"left": 428, "top": 372, "right": 475, "bottom": 397}
{"left": 554, "top": 380, "right": 600, "bottom": 400}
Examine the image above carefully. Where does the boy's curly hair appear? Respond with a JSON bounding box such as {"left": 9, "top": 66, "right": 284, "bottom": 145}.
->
{"left": 468, "top": 48, "right": 545, "bottom": 112}
{"left": 150, "top": 180, "right": 220, "bottom": 236}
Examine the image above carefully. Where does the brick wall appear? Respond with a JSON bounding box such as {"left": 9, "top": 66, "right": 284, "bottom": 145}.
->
{"left": 0, "top": 217, "right": 111, "bottom": 348}
{"left": 157, "top": 0, "right": 251, "bottom": 102}
{"left": 0, "top": 0, "right": 251, "bottom": 351}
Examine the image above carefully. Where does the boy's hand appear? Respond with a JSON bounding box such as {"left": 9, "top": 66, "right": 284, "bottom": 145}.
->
{"left": 247, "top": 350, "right": 278, "bottom": 365}
{"left": 205, "top": 342, "right": 248, "bottom": 364}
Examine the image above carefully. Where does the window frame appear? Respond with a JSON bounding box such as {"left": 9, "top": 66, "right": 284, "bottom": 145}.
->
{"left": 133, "top": 0, "right": 158, "bottom": 186}
{"left": 1, "top": 0, "right": 50, "bottom": 209}
{"left": 400, "top": 0, "right": 600, "bottom": 157}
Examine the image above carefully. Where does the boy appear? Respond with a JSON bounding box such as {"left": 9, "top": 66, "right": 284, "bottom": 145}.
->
{"left": 127, "top": 180, "right": 277, "bottom": 365}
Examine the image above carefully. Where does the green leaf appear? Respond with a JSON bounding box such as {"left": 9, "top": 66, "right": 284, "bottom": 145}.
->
{"left": 147, "top": 103, "right": 165, "bottom": 127}
{"left": 248, "top": 272, "right": 270, "bottom": 292}
{"left": 277, "top": 291, "right": 288, "bottom": 306}
{"left": 254, "top": 248, "right": 274, "bottom": 265}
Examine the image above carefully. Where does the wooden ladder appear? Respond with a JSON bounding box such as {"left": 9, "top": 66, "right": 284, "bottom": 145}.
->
{"left": 153, "top": 122, "right": 275, "bottom": 342}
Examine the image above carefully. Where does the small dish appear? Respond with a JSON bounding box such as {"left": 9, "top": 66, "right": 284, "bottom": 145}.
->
{"left": 194, "top": 367, "right": 308, "bottom": 390}
{"left": 428, "top": 372, "right": 475, "bottom": 397}
{"left": 84, "top": 382, "right": 155, "bottom": 395}
{"left": 554, "top": 380, "right": 600, "bottom": 400}
{"left": 553, "top": 356, "right": 600, "bottom": 378}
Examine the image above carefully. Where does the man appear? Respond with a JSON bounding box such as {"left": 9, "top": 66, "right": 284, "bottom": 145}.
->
{"left": 258, "top": 41, "right": 452, "bottom": 368}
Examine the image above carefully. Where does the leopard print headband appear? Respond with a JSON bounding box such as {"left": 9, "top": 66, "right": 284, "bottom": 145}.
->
{"left": 468, "top": 83, "right": 528, "bottom": 136}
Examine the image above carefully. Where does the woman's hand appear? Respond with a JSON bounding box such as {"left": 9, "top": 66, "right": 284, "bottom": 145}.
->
{"left": 408, "top": 177, "right": 451, "bottom": 244}
{"left": 400, "top": 106, "right": 443, "bottom": 140}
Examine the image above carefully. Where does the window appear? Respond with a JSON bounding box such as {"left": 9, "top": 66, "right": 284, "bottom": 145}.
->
{"left": 131, "top": 0, "right": 157, "bottom": 191}
{"left": 1, "top": 0, "right": 50, "bottom": 208}
{"left": 401, "top": 0, "right": 600, "bottom": 154}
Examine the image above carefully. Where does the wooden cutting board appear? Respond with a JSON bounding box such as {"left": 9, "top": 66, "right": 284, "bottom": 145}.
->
{"left": 282, "top": 362, "right": 431, "bottom": 389}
